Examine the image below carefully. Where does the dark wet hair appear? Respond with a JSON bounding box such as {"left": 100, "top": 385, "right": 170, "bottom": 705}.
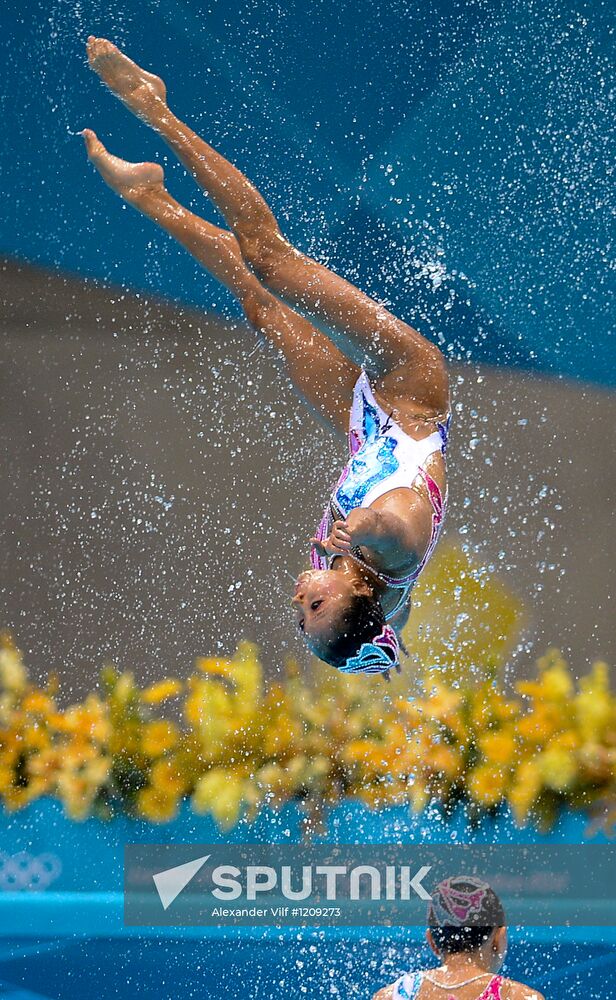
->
{"left": 321, "top": 593, "right": 386, "bottom": 669}
{"left": 427, "top": 876, "right": 505, "bottom": 956}
{"left": 430, "top": 925, "right": 497, "bottom": 955}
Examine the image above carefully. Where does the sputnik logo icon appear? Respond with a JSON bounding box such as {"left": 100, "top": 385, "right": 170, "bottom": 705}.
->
{"left": 152, "top": 854, "right": 211, "bottom": 910}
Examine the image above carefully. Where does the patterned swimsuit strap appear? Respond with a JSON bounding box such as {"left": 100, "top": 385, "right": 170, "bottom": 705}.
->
{"left": 476, "top": 976, "right": 503, "bottom": 999}
{"left": 394, "top": 971, "right": 423, "bottom": 999}
{"left": 414, "top": 464, "right": 445, "bottom": 519}
{"left": 395, "top": 972, "right": 503, "bottom": 1000}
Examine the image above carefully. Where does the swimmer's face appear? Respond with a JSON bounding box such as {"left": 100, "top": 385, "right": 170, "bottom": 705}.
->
{"left": 291, "top": 569, "right": 359, "bottom": 658}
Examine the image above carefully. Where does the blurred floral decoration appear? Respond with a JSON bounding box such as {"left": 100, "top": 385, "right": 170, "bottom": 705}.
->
{"left": 0, "top": 545, "right": 614, "bottom": 834}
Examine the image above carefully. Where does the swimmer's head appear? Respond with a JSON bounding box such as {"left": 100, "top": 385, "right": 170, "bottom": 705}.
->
{"left": 291, "top": 567, "right": 398, "bottom": 673}
{"left": 426, "top": 875, "right": 507, "bottom": 971}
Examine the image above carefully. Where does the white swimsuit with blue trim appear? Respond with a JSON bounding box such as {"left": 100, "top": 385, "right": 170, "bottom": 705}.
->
{"left": 310, "top": 370, "right": 450, "bottom": 622}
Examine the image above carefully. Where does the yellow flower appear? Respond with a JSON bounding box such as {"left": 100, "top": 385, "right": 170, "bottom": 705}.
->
{"left": 22, "top": 691, "right": 54, "bottom": 715}
{"left": 428, "top": 744, "right": 464, "bottom": 780}
{"left": 192, "top": 767, "right": 247, "bottom": 828}
{"left": 142, "top": 720, "right": 179, "bottom": 757}
{"left": 0, "top": 642, "right": 27, "bottom": 693}
{"left": 537, "top": 744, "right": 578, "bottom": 792}
{"left": 0, "top": 760, "right": 14, "bottom": 788}
{"left": 137, "top": 786, "right": 181, "bottom": 822}
{"left": 407, "top": 777, "right": 430, "bottom": 812}
{"left": 342, "top": 739, "right": 375, "bottom": 766}
{"left": 185, "top": 642, "right": 265, "bottom": 759}
{"left": 56, "top": 752, "right": 111, "bottom": 820}
{"left": 149, "top": 757, "right": 185, "bottom": 796}
{"left": 575, "top": 661, "right": 613, "bottom": 743}
{"left": 305, "top": 754, "right": 331, "bottom": 784}
{"left": 27, "top": 747, "right": 61, "bottom": 782}
{"left": 20, "top": 724, "right": 51, "bottom": 753}
{"left": 184, "top": 676, "right": 237, "bottom": 749}
{"left": 254, "top": 759, "right": 310, "bottom": 806}
{"left": 517, "top": 703, "right": 563, "bottom": 744}
{"left": 196, "top": 641, "right": 262, "bottom": 716}
{"left": 63, "top": 694, "right": 110, "bottom": 744}
{"left": 261, "top": 691, "right": 302, "bottom": 756}
{"left": 509, "top": 759, "right": 543, "bottom": 824}
{"left": 518, "top": 649, "right": 574, "bottom": 703}
{"left": 471, "top": 691, "right": 520, "bottom": 730}
{"left": 113, "top": 672, "right": 135, "bottom": 705}
{"left": 0, "top": 693, "right": 14, "bottom": 725}
{"left": 1, "top": 775, "right": 49, "bottom": 811}
{"left": 141, "top": 679, "right": 183, "bottom": 704}
{"left": 536, "top": 648, "right": 572, "bottom": 680}
{"left": 468, "top": 764, "right": 509, "bottom": 806}
{"left": 420, "top": 677, "right": 463, "bottom": 722}
{"left": 480, "top": 727, "right": 518, "bottom": 766}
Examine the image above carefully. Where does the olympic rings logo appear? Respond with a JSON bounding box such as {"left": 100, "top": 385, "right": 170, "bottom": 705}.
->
{"left": 0, "top": 851, "right": 62, "bottom": 891}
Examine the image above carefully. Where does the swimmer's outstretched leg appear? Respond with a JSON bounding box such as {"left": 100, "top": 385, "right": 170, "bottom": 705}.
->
{"left": 81, "top": 130, "right": 359, "bottom": 437}
{"left": 86, "top": 37, "right": 448, "bottom": 419}
{"left": 80, "top": 129, "right": 253, "bottom": 299}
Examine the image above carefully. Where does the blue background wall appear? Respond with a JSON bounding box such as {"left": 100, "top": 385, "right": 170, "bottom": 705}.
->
{"left": 2, "top": 0, "right": 613, "bottom": 384}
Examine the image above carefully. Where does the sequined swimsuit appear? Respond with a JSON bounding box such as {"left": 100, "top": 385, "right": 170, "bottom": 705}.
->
{"left": 311, "top": 370, "right": 450, "bottom": 621}
{"left": 393, "top": 972, "right": 504, "bottom": 1000}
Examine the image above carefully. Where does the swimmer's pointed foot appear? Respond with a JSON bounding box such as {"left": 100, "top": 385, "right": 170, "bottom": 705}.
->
{"left": 86, "top": 36, "right": 167, "bottom": 122}
{"left": 81, "top": 129, "right": 164, "bottom": 200}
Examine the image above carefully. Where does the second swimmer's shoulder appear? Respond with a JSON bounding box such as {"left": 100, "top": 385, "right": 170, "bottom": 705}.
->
{"left": 370, "top": 986, "right": 396, "bottom": 1000}
{"left": 501, "top": 980, "right": 546, "bottom": 1000}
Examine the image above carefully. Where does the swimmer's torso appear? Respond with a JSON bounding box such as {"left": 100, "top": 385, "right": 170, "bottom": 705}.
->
{"left": 311, "top": 370, "right": 451, "bottom": 621}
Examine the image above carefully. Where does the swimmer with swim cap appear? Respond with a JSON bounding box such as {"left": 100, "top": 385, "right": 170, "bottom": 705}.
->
{"left": 373, "top": 875, "right": 546, "bottom": 1000}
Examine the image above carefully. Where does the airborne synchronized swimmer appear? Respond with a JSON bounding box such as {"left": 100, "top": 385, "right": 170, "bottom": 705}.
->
{"left": 82, "top": 37, "right": 451, "bottom": 679}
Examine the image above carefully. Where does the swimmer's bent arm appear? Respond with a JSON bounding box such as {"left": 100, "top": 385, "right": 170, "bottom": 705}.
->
{"left": 345, "top": 508, "right": 416, "bottom": 565}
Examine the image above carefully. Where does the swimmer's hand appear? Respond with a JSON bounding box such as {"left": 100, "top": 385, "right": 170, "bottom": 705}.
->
{"left": 310, "top": 509, "right": 389, "bottom": 558}
{"left": 310, "top": 520, "right": 352, "bottom": 557}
